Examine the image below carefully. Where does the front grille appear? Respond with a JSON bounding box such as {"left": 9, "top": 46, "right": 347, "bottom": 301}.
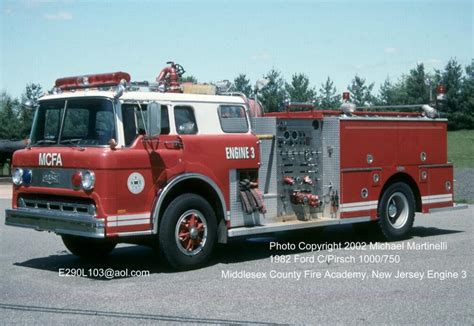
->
{"left": 18, "top": 195, "right": 96, "bottom": 216}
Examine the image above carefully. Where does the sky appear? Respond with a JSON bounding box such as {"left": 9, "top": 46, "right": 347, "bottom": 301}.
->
{"left": 0, "top": 0, "right": 472, "bottom": 98}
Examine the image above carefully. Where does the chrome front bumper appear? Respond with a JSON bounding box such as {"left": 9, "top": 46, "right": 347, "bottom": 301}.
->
{"left": 5, "top": 208, "right": 105, "bottom": 238}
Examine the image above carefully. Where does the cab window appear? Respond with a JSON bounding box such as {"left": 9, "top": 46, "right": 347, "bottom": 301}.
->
{"left": 61, "top": 98, "right": 115, "bottom": 146}
{"left": 174, "top": 106, "right": 198, "bottom": 135}
{"left": 122, "top": 103, "right": 170, "bottom": 146}
{"left": 218, "top": 105, "right": 248, "bottom": 133}
{"left": 62, "top": 108, "right": 89, "bottom": 138}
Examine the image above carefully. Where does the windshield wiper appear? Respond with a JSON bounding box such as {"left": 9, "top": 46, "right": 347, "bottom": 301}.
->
{"left": 34, "top": 139, "right": 56, "bottom": 145}
{"left": 59, "top": 139, "right": 85, "bottom": 151}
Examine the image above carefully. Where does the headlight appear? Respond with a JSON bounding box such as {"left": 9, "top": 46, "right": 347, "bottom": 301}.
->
{"left": 81, "top": 170, "right": 95, "bottom": 190}
{"left": 12, "top": 168, "right": 23, "bottom": 186}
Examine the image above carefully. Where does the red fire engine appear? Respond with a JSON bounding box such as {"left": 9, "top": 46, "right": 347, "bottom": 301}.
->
{"left": 5, "top": 63, "right": 465, "bottom": 268}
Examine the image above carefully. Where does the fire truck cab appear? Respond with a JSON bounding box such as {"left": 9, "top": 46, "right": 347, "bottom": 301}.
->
{"left": 5, "top": 66, "right": 465, "bottom": 269}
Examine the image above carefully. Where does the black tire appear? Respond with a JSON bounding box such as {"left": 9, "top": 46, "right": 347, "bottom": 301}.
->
{"left": 62, "top": 235, "right": 116, "bottom": 259}
{"left": 377, "top": 182, "right": 415, "bottom": 240}
{"left": 159, "top": 193, "right": 217, "bottom": 269}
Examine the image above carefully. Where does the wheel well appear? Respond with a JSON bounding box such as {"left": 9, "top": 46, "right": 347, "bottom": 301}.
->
{"left": 380, "top": 172, "right": 422, "bottom": 212}
{"left": 158, "top": 178, "right": 225, "bottom": 227}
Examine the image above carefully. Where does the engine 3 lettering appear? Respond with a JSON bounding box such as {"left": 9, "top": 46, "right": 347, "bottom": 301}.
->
{"left": 225, "top": 146, "right": 255, "bottom": 160}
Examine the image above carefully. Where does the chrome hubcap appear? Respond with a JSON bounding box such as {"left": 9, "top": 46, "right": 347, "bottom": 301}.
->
{"left": 386, "top": 192, "right": 409, "bottom": 229}
{"left": 388, "top": 203, "right": 397, "bottom": 218}
{"left": 189, "top": 227, "right": 198, "bottom": 239}
{"left": 175, "top": 209, "right": 208, "bottom": 256}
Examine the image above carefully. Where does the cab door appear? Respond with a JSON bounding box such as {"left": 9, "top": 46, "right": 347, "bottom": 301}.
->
{"left": 107, "top": 101, "right": 181, "bottom": 236}
{"left": 171, "top": 102, "right": 260, "bottom": 210}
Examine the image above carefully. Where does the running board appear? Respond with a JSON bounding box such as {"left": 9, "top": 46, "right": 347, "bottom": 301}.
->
{"left": 427, "top": 203, "right": 468, "bottom": 214}
{"left": 227, "top": 216, "right": 371, "bottom": 237}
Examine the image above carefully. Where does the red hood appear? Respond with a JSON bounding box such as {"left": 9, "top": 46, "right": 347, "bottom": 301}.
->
{"left": 12, "top": 147, "right": 115, "bottom": 169}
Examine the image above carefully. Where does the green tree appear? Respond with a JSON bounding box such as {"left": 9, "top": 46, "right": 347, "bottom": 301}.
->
{"left": 233, "top": 74, "right": 253, "bottom": 97}
{"left": 459, "top": 60, "right": 474, "bottom": 129}
{"left": 0, "top": 91, "right": 21, "bottom": 139}
{"left": 317, "top": 77, "right": 340, "bottom": 109}
{"left": 25, "top": 83, "right": 43, "bottom": 106}
{"left": 376, "top": 77, "right": 410, "bottom": 105}
{"left": 377, "top": 78, "right": 396, "bottom": 105}
{"left": 259, "top": 69, "right": 286, "bottom": 112}
{"left": 348, "top": 75, "right": 375, "bottom": 106}
{"left": 439, "top": 59, "right": 464, "bottom": 129}
{"left": 285, "top": 73, "right": 315, "bottom": 103}
{"left": 405, "top": 63, "right": 430, "bottom": 104}
{"left": 428, "top": 69, "right": 443, "bottom": 104}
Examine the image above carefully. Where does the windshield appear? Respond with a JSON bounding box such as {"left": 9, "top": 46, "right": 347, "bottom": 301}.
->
{"left": 31, "top": 98, "right": 116, "bottom": 146}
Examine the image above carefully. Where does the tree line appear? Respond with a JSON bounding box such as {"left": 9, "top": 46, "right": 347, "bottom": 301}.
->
{"left": 232, "top": 58, "right": 473, "bottom": 130}
{"left": 1, "top": 58, "right": 472, "bottom": 140}
{"left": 0, "top": 83, "right": 42, "bottom": 140}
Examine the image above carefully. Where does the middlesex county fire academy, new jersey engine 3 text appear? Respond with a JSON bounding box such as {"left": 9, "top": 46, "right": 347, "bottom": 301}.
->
{"left": 5, "top": 63, "right": 466, "bottom": 269}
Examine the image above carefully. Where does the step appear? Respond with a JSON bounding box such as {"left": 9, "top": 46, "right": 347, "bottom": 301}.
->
{"left": 227, "top": 216, "right": 371, "bottom": 237}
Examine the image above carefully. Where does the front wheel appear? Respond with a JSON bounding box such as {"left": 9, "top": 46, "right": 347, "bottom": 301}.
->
{"left": 377, "top": 182, "right": 415, "bottom": 240}
{"left": 159, "top": 193, "right": 217, "bottom": 269}
{"left": 62, "top": 235, "right": 116, "bottom": 259}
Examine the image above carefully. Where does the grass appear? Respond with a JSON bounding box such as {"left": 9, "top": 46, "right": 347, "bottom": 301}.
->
{"left": 448, "top": 130, "right": 473, "bottom": 203}
{"left": 448, "top": 130, "right": 474, "bottom": 168}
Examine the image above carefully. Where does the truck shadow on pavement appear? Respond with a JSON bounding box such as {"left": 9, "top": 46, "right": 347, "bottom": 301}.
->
{"left": 214, "top": 224, "right": 462, "bottom": 265}
{"left": 14, "top": 224, "right": 462, "bottom": 280}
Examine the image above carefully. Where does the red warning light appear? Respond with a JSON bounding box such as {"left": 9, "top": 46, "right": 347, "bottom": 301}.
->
{"left": 436, "top": 85, "right": 446, "bottom": 101}
{"left": 71, "top": 171, "right": 82, "bottom": 189}
{"left": 55, "top": 72, "right": 131, "bottom": 90}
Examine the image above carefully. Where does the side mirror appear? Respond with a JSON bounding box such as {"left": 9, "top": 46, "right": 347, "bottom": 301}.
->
{"left": 147, "top": 102, "right": 162, "bottom": 137}
{"left": 23, "top": 100, "right": 37, "bottom": 109}
{"left": 113, "top": 79, "right": 127, "bottom": 99}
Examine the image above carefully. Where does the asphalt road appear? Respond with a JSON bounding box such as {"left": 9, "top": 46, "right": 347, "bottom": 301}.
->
{"left": 1, "top": 197, "right": 472, "bottom": 325}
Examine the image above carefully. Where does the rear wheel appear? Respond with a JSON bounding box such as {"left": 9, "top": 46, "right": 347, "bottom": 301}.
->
{"left": 377, "top": 182, "right": 415, "bottom": 240}
{"left": 159, "top": 193, "right": 217, "bottom": 269}
{"left": 62, "top": 235, "right": 116, "bottom": 259}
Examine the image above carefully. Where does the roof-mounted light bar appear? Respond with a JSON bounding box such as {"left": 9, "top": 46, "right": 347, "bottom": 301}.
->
{"left": 55, "top": 72, "right": 131, "bottom": 90}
